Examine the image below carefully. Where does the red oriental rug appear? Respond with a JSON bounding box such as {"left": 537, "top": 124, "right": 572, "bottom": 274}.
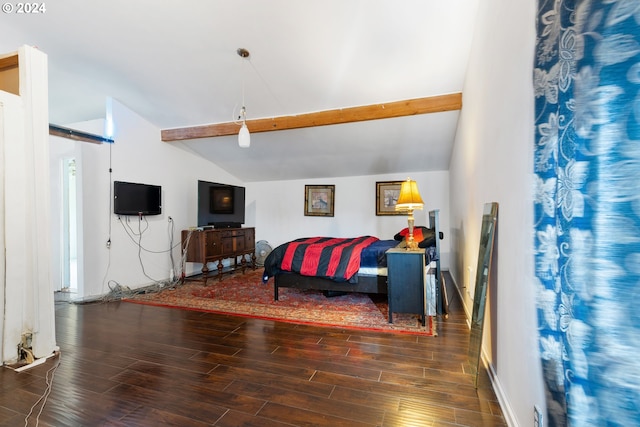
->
{"left": 127, "top": 269, "right": 434, "bottom": 336}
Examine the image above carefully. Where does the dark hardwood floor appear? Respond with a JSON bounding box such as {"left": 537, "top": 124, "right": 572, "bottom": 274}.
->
{"left": 0, "top": 273, "right": 506, "bottom": 426}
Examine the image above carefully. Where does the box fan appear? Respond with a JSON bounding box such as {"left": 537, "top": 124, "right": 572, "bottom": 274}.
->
{"left": 255, "top": 240, "right": 273, "bottom": 266}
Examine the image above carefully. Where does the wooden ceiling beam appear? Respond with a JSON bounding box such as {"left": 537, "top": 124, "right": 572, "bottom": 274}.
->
{"left": 0, "top": 54, "right": 19, "bottom": 72}
{"left": 161, "top": 92, "right": 462, "bottom": 142}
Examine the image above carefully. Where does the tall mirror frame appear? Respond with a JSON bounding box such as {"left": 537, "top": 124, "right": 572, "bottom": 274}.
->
{"left": 468, "top": 202, "right": 498, "bottom": 388}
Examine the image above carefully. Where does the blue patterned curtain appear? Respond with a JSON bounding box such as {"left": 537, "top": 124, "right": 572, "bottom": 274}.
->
{"left": 534, "top": 1, "right": 640, "bottom": 426}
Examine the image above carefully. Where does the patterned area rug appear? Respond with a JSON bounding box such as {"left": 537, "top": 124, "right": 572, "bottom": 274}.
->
{"left": 127, "top": 269, "right": 434, "bottom": 336}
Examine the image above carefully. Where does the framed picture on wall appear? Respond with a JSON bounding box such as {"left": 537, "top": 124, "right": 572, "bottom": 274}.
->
{"left": 304, "top": 185, "right": 335, "bottom": 216}
{"left": 376, "top": 181, "right": 404, "bottom": 215}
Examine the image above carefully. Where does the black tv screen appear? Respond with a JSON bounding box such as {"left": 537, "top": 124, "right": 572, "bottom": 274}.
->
{"left": 114, "top": 181, "right": 162, "bottom": 216}
{"left": 210, "top": 186, "right": 234, "bottom": 214}
{"left": 197, "top": 180, "right": 245, "bottom": 228}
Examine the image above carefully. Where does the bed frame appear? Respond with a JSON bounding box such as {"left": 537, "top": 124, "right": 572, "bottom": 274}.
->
{"left": 274, "top": 273, "right": 387, "bottom": 300}
{"left": 273, "top": 210, "right": 442, "bottom": 302}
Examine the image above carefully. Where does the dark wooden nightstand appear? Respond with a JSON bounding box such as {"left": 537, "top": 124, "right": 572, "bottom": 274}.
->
{"left": 386, "top": 248, "right": 426, "bottom": 326}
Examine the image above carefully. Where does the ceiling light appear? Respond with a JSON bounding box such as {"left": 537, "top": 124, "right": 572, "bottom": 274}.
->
{"left": 238, "top": 106, "right": 250, "bottom": 148}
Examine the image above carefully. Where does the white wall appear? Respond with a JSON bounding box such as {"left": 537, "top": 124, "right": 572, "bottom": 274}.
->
{"left": 247, "top": 171, "right": 451, "bottom": 269}
{"left": 63, "top": 99, "right": 242, "bottom": 300}
{"left": 449, "top": 1, "right": 542, "bottom": 426}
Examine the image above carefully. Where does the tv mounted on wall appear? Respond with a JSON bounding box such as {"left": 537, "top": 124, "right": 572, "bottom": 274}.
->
{"left": 197, "top": 180, "right": 245, "bottom": 228}
{"left": 114, "top": 181, "right": 162, "bottom": 216}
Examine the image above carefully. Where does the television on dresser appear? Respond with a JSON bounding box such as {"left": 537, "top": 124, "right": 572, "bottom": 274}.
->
{"left": 197, "top": 180, "right": 246, "bottom": 228}
{"left": 114, "top": 181, "right": 162, "bottom": 216}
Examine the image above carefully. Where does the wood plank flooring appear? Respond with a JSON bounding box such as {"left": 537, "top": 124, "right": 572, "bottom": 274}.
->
{"left": 0, "top": 273, "right": 506, "bottom": 426}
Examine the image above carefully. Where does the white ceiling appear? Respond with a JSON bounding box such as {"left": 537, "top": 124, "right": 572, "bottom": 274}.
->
{"left": 2, "top": 0, "right": 479, "bottom": 182}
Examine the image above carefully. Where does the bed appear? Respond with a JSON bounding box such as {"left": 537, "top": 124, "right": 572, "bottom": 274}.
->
{"left": 262, "top": 210, "right": 442, "bottom": 313}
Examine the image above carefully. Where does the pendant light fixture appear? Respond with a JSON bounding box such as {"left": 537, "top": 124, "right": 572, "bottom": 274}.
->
{"left": 238, "top": 106, "right": 250, "bottom": 148}
{"left": 237, "top": 48, "right": 250, "bottom": 148}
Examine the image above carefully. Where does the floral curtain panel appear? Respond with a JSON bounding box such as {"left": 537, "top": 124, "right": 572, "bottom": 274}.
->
{"left": 534, "top": 1, "right": 640, "bottom": 426}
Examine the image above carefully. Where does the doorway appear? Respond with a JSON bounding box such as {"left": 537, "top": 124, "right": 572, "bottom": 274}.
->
{"left": 62, "top": 157, "right": 78, "bottom": 293}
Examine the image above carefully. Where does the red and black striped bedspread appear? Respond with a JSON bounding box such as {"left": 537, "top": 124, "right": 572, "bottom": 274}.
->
{"left": 262, "top": 236, "right": 381, "bottom": 283}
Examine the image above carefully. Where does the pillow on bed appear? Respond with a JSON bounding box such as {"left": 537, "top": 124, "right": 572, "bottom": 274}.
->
{"left": 394, "top": 226, "right": 436, "bottom": 248}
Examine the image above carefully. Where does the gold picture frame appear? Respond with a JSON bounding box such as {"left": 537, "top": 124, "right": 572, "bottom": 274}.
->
{"left": 376, "top": 181, "right": 404, "bottom": 215}
{"left": 304, "top": 185, "right": 335, "bottom": 217}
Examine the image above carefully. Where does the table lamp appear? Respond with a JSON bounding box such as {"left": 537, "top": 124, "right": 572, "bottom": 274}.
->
{"left": 395, "top": 178, "right": 424, "bottom": 250}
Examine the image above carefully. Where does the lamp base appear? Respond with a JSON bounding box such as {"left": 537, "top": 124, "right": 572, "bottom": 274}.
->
{"left": 405, "top": 210, "right": 419, "bottom": 251}
{"left": 406, "top": 238, "right": 420, "bottom": 251}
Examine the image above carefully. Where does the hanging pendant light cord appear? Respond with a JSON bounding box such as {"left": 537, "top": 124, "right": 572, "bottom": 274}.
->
{"left": 241, "top": 65, "right": 246, "bottom": 122}
{"left": 236, "top": 48, "right": 251, "bottom": 148}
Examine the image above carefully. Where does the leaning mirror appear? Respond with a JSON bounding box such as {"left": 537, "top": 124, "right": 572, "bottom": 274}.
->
{"left": 468, "top": 202, "right": 498, "bottom": 388}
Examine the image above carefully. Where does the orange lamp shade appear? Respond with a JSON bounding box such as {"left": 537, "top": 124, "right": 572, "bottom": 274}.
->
{"left": 395, "top": 179, "right": 424, "bottom": 212}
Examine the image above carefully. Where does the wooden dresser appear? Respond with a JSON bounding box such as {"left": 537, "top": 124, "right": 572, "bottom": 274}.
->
{"left": 181, "top": 227, "right": 255, "bottom": 284}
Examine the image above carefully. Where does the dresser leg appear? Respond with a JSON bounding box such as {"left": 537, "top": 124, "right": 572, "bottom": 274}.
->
{"left": 201, "top": 264, "right": 209, "bottom": 286}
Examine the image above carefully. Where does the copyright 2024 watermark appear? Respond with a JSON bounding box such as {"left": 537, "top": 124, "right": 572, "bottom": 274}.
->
{"left": 2, "top": 3, "right": 46, "bottom": 13}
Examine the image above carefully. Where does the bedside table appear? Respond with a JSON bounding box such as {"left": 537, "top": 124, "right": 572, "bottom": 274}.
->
{"left": 386, "top": 248, "right": 426, "bottom": 326}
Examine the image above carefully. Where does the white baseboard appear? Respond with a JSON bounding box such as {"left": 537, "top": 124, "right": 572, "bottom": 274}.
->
{"left": 484, "top": 359, "right": 518, "bottom": 427}
{"left": 447, "top": 272, "right": 517, "bottom": 426}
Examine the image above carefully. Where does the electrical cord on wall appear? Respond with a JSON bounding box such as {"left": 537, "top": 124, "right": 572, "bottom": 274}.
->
{"left": 107, "top": 141, "right": 113, "bottom": 245}
{"left": 118, "top": 215, "right": 181, "bottom": 281}
{"left": 95, "top": 229, "right": 194, "bottom": 302}
{"left": 93, "top": 218, "right": 195, "bottom": 303}
{"left": 135, "top": 214, "right": 159, "bottom": 284}
{"left": 118, "top": 216, "right": 181, "bottom": 254}
{"left": 95, "top": 140, "right": 183, "bottom": 301}
{"left": 100, "top": 238, "right": 114, "bottom": 298}
{"left": 168, "top": 216, "right": 175, "bottom": 277}
{"left": 101, "top": 140, "right": 114, "bottom": 297}
{"left": 177, "top": 229, "right": 193, "bottom": 281}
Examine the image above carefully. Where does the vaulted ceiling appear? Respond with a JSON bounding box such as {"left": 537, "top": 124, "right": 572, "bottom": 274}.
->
{"left": 2, "top": 0, "right": 479, "bottom": 182}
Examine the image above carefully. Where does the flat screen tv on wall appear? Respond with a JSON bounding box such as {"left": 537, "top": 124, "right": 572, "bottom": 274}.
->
{"left": 197, "top": 180, "right": 245, "bottom": 228}
{"left": 114, "top": 181, "right": 162, "bottom": 216}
